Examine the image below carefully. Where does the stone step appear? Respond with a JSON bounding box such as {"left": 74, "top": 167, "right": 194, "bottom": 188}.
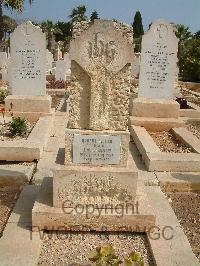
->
{"left": 129, "top": 116, "right": 185, "bottom": 131}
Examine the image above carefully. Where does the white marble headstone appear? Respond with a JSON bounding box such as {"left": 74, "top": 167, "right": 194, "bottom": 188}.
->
{"left": 131, "top": 53, "right": 140, "bottom": 77}
{"left": 46, "top": 49, "right": 53, "bottom": 73}
{"left": 10, "top": 21, "right": 46, "bottom": 96}
{"left": 64, "top": 52, "right": 71, "bottom": 70}
{"left": 138, "top": 20, "right": 178, "bottom": 100}
{"left": 55, "top": 60, "right": 67, "bottom": 81}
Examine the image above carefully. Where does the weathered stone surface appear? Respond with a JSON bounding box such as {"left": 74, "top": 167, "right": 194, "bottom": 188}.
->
{"left": 5, "top": 95, "right": 51, "bottom": 113}
{"left": 53, "top": 168, "right": 138, "bottom": 208}
{"left": 172, "top": 127, "right": 200, "bottom": 153}
{"left": 138, "top": 20, "right": 178, "bottom": 99}
{"left": 10, "top": 21, "right": 46, "bottom": 96}
{"left": 32, "top": 171, "right": 155, "bottom": 232}
{"left": 69, "top": 20, "right": 134, "bottom": 131}
{"left": 65, "top": 129, "right": 130, "bottom": 167}
{"left": 129, "top": 116, "right": 185, "bottom": 131}
{"left": 131, "top": 98, "right": 180, "bottom": 118}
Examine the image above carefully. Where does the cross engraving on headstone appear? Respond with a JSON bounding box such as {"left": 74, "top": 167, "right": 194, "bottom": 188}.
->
{"left": 70, "top": 20, "right": 134, "bottom": 130}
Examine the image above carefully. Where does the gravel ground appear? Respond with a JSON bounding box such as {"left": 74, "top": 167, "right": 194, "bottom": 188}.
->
{"left": 38, "top": 232, "right": 154, "bottom": 266}
{"left": 187, "top": 122, "right": 200, "bottom": 139}
{"left": 190, "top": 98, "right": 200, "bottom": 107}
{"left": 165, "top": 191, "right": 200, "bottom": 261}
{"left": 0, "top": 187, "right": 20, "bottom": 236}
{"left": 149, "top": 131, "right": 193, "bottom": 153}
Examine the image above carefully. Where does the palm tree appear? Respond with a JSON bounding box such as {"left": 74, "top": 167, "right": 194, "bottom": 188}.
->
{"left": 175, "top": 24, "right": 192, "bottom": 44}
{"left": 41, "top": 20, "right": 54, "bottom": 50}
{"left": 69, "top": 5, "right": 87, "bottom": 23}
{"left": 0, "top": 0, "right": 33, "bottom": 43}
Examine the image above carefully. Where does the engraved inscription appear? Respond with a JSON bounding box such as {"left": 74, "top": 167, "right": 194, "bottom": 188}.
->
{"left": 73, "top": 134, "right": 121, "bottom": 165}
{"left": 144, "top": 43, "right": 175, "bottom": 90}
{"left": 88, "top": 32, "right": 117, "bottom": 64}
{"left": 14, "top": 47, "right": 41, "bottom": 80}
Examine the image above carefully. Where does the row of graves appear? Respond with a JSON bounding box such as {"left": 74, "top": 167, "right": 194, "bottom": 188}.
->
{"left": 0, "top": 19, "right": 199, "bottom": 265}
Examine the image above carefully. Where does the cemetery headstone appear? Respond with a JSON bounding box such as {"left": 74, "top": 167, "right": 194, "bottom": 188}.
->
{"left": 10, "top": 21, "right": 46, "bottom": 96}
{"left": 55, "top": 59, "right": 67, "bottom": 81}
{"left": 5, "top": 21, "right": 51, "bottom": 121}
{"left": 131, "top": 53, "right": 140, "bottom": 78}
{"left": 69, "top": 20, "right": 134, "bottom": 131}
{"left": 138, "top": 20, "right": 178, "bottom": 99}
{"left": 32, "top": 20, "right": 155, "bottom": 232}
{"left": 46, "top": 49, "right": 53, "bottom": 74}
{"left": 130, "top": 20, "right": 181, "bottom": 130}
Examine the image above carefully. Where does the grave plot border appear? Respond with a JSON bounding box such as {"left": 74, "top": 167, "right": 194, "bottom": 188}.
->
{"left": 0, "top": 114, "right": 54, "bottom": 162}
{"left": 130, "top": 125, "right": 200, "bottom": 172}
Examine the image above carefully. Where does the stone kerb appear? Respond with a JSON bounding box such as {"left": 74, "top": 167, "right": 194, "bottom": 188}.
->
{"left": 130, "top": 125, "right": 200, "bottom": 172}
{"left": 0, "top": 115, "right": 54, "bottom": 162}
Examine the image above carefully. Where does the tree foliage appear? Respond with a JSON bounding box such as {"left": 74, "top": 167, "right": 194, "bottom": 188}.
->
{"left": 90, "top": 10, "right": 99, "bottom": 21}
{"left": 175, "top": 24, "right": 200, "bottom": 82}
{"left": 69, "top": 5, "right": 87, "bottom": 23}
{"left": 132, "top": 11, "right": 144, "bottom": 38}
{"left": 0, "top": 0, "right": 33, "bottom": 43}
{"left": 132, "top": 11, "right": 144, "bottom": 52}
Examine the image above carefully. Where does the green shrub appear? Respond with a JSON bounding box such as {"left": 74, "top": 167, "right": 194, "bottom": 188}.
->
{"left": 88, "top": 243, "right": 144, "bottom": 266}
{"left": 0, "top": 90, "right": 8, "bottom": 104}
{"left": 8, "top": 117, "right": 28, "bottom": 136}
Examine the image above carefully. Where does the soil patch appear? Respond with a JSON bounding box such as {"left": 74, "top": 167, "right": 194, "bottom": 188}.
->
{"left": 38, "top": 232, "right": 154, "bottom": 266}
{"left": 0, "top": 187, "right": 20, "bottom": 236}
{"left": 165, "top": 191, "right": 200, "bottom": 261}
{"left": 149, "top": 131, "right": 193, "bottom": 153}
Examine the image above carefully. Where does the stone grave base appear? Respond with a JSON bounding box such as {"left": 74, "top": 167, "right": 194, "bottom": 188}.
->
{"left": 130, "top": 98, "right": 185, "bottom": 130}
{"left": 32, "top": 178, "right": 155, "bottom": 232}
{"left": 131, "top": 98, "right": 180, "bottom": 118}
{"left": 32, "top": 153, "right": 155, "bottom": 232}
{"left": 5, "top": 95, "right": 52, "bottom": 122}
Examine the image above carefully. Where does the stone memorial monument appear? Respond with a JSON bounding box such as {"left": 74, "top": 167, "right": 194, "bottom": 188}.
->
{"left": 5, "top": 21, "right": 52, "bottom": 121}
{"left": 131, "top": 52, "right": 140, "bottom": 78}
{"left": 54, "top": 43, "right": 62, "bottom": 61}
{"left": 64, "top": 52, "right": 71, "bottom": 79}
{"left": 46, "top": 49, "right": 53, "bottom": 74}
{"left": 130, "top": 20, "right": 184, "bottom": 130}
{"left": 55, "top": 59, "right": 68, "bottom": 81}
{"left": 32, "top": 20, "right": 155, "bottom": 232}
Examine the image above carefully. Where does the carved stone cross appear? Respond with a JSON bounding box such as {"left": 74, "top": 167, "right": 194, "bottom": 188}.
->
{"left": 70, "top": 20, "right": 134, "bottom": 130}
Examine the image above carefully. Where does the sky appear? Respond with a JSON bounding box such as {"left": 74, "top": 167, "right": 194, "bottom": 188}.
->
{"left": 3, "top": 0, "right": 200, "bottom": 33}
